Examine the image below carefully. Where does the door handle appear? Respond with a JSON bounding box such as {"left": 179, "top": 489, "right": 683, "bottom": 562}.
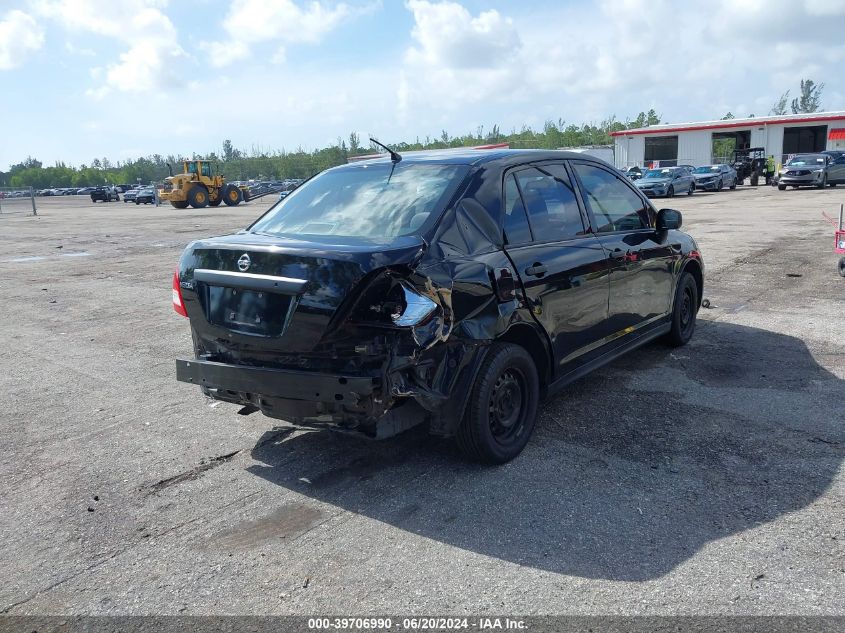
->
{"left": 525, "top": 263, "right": 547, "bottom": 277}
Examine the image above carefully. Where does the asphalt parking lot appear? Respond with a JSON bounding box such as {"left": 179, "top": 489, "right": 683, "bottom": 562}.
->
{"left": 1, "top": 187, "right": 843, "bottom": 615}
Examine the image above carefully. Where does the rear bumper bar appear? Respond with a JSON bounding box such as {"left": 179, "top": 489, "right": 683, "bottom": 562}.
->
{"left": 175, "top": 358, "right": 376, "bottom": 404}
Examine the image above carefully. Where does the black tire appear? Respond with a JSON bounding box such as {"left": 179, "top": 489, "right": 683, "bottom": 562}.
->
{"left": 778, "top": 184, "right": 786, "bottom": 190}
{"left": 222, "top": 184, "right": 242, "bottom": 206}
{"left": 717, "top": 179, "right": 723, "bottom": 191}
{"left": 751, "top": 172, "right": 759, "bottom": 187}
{"left": 209, "top": 194, "right": 222, "bottom": 207}
{"left": 135, "top": 200, "right": 140, "bottom": 205}
{"left": 171, "top": 200, "right": 189, "bottom": 209}
{"left": 665, "top": 271, "right": 698, "bottom": 347}
{"left": 816, "top": 175, "right": 827, "bottom": 189}
{"left": 830, "top": 183, "right": 838, "bottom": 188}
{"left": 839, "top": 257, "right": 845, "bottom": 278}
{"left": 188, "top": 186, "right": 209, "bottom": 209}
{"left": 666, "top": 185, "right": 675, "bottom": 198}
{"left": 456, "top": 343, "right": 539, "bottom": 464}
{"left": 730, "top": 178, "right": 737, "bottom": 190}
{"left": 687, "top": 183, "right": 694, "bottom": 195}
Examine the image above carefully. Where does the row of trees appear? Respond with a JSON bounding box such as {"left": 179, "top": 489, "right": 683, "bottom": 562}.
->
{"left": 1, "top": 79, "right": 827, "bottom": 188}
{"left": 0, "top": 110, "right": 663, "bottom": 189}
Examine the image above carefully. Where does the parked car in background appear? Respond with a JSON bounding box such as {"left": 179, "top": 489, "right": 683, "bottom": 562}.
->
{"left": 76, "top": 187, "right": 96, "bottom": 195}
{"left": 622, "top": 166, "right": 643, "bottom": 181}
{"left": 123, "top": 188, "right": 140, "bottom": 203}
{"left": 134, "top": 188, "right": 156, "bottom": 204}
{"left": 777, "top": 154, "right": 845, "bottom": 190}
{"left": 691, "top": 164, "right": 737, "bottom": 191}
{"left": 173, "top": 149, "right": 704, "bottom": 463}
{"left": 91, "top": 186, "right": 120, "bottom": 202}
{"left": 635, "top": 167, "right": 695, "bottom": 197}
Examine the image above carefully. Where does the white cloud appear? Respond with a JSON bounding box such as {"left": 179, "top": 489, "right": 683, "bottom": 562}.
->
{"left": 0, "top": 10, "right": 45, "bottom": 70}
{"left": 405, "top": 0, "right": 520, "bottom": 70}
{"left": 397, "top": 0, "right": 845, "bottom": 129}
{"left": 202, "top": 0, "right": 357, "bottom": 68}
{"left": 32, "top": 0, "right": 187, "bottom": 95}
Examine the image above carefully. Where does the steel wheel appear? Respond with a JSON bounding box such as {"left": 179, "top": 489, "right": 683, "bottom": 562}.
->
{"left": 488, "top": 368, "right": 527, "bottom": 445}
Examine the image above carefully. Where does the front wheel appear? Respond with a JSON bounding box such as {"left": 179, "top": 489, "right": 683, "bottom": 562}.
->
{"left": 456, "top": 343, "right": 539, "bottom": 464}
{"left": 665, "top": 271, "right": 698, "bottom": 347}
{"left": 687, "top": 183, "right": 694, "bottom": 195}
{"left": 778, "top": 184, "right": 786, "bottom": 190}
{"left": 839, "top": 257, "right": 845, "bottom": 278}
{"left": 717, "top": 179, "right": 723, "bottom": 191}
{"left": 188, "top": 186, "right": 209, "bottom": 208}
{"left": 730, "top": 178, "right": 737, "bottom": 190}
{"left": 816, "top": 175, "right": 827, "bottom": 189}
{"left": 666, "top": 185, "right": 675, "bottom": 198}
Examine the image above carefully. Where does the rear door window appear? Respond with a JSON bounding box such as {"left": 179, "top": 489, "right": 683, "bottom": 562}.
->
{"left": 514, "top": 166, "right": 585, "bottom": 240}
{"left": 572, "top": 163, "right": 650, "bottom": 233}
{"left": 503, "top": 173, "right": 533, "bottom": 245}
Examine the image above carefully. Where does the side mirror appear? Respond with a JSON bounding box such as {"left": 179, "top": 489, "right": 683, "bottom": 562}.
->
{"left": 656, "top": 208, "right": 682, "bottom": 231}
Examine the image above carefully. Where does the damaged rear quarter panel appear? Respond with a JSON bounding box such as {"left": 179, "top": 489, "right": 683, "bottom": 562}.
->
{"left": 394, "top": 176, "right": 548, "bottom": 435}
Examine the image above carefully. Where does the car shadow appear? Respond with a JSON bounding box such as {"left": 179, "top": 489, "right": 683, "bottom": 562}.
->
{"left": 246, "top": 320, "right": 843, "bottom": 581}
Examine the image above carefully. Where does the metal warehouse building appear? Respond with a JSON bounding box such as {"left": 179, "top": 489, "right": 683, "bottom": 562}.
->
{"left": 611, "top": 110, "right": 845, "bottom": 169}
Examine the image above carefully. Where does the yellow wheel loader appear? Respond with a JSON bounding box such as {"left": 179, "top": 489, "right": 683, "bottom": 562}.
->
{"left": 159, "top": 160, "right": 249, "bottom": 209}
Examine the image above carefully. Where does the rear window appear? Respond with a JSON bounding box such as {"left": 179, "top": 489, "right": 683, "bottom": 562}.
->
{"left": 249, "top": 163, "right": 469, "bottom": 239}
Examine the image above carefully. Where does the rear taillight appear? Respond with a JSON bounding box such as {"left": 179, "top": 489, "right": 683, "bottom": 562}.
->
{"left": 172, "top": 269, "right": 187, "bottom": 317}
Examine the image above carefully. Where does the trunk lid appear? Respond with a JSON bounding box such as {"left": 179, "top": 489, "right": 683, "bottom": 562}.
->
{"left": 179, "top": 232, "right": 425, "bottom": 356}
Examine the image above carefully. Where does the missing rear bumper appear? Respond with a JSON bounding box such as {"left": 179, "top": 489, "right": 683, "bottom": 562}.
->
{"left": 175, "top": 358, "right": 375, "bottom": 404}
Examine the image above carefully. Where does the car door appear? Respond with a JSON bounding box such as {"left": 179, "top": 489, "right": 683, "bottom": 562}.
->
{"left": 828, "top": 154, "right": 845, "bottom": 183}
{"left": 501, "top": 164, "right": 611, "bottom": 372}
{"left": 570, "top": 161, "right": 679, "bottom": 337}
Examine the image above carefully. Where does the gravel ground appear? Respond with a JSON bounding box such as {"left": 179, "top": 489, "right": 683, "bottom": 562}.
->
{"left": 0, "top": 187, "right": 843, "bottom": 615}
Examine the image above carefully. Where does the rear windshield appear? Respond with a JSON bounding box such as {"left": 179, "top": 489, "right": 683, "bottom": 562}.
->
{"left": 249, "top": 162, "right": 469, "bottom": 239}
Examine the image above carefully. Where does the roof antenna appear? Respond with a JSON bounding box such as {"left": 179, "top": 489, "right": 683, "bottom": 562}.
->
{"left": 369, "top": 137, "right": 402, "bottom": 163}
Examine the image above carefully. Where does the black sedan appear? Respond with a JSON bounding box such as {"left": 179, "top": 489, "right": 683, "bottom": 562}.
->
{"left": 134, "top": 188, "right": 156, "bottom": 204}
{"left": 173, "top": 149, "right": 704, "bottom": 463}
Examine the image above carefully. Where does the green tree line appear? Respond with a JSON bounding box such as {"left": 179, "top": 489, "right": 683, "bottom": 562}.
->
{"left": 1, "top": 110, "right": 662, "bottom": 189}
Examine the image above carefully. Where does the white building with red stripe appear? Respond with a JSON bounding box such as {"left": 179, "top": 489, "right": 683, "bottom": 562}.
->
{"left": 610, "top": 111, "right": 845, "bottom": 169}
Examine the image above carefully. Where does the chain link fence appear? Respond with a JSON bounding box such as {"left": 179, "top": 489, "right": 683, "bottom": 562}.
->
{"left": 0, "top": 187, "right": 37, "bottom": 216}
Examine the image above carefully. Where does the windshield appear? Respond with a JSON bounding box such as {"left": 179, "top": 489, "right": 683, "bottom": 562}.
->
{"left": 249, "top": 163, "right": 469, "bottom": 239}
{"left": 643, "top": 169, "right": 673, "bottom": 179}
{"left": 694, "top": 166, "right": 720, "bottom": 173}
{"left": 786, "top": 155, "right": 826, "bottom": 166}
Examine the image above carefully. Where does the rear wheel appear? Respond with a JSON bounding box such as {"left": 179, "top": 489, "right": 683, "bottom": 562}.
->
{"left": 171, "top": 200, "right": 189, "bottom": 209}
{"left": 665, "top": 271, "right": 698, "bottom": 347}
{"left": 839, "top": 257, "right": 845, "bottom": 278}
{"left": 188, "top": 186, "right": 209, "bottom": 209}
{"left": 778, "top": 184, "right": 786, "bottom": 190}
{"left": 222, "top": 184, "right": 242, "bottom": 206}
{"left": 456, "top": 343, "right": 539, "bottom": 464}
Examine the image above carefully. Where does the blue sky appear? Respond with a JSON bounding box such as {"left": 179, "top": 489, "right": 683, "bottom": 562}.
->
{"left": 2, "top": 0, "right": 844, "bottom": 170}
